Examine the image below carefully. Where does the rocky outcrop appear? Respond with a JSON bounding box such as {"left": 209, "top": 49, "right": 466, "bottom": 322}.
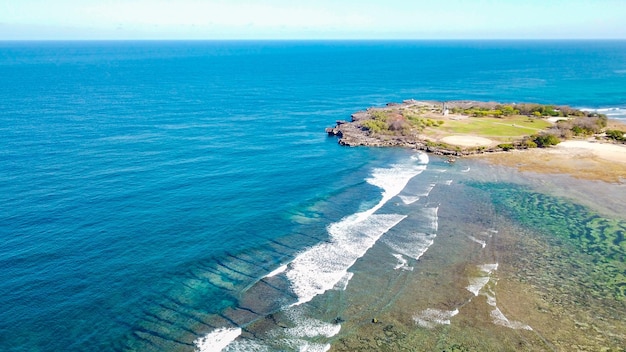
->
{"left": 325, "top": 100, "right": 518, "bottom": 156}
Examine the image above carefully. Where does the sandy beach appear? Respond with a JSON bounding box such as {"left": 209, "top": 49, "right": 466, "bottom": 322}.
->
{"left": 557, "top": 140, "right": 626, "bottom": 163}
{"left": 478, "top": 140, "right": 626, "bottom": 183}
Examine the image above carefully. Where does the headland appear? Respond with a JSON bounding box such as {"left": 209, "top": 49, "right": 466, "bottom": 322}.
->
{"left": 327, "top": 100, "right": 626, "bottom": 182}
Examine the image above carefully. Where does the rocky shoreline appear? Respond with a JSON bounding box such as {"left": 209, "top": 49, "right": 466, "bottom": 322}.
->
{"left": 326, "top": 119, "right": 487, "bottom": 156}
{"left": 326, "top": 100, "right": 516, "bottom": 155}
{"left": 326, "top": 99, "right": 622, "bottom": 157}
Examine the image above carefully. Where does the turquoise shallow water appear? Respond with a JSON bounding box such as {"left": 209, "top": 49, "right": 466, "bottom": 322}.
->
{"left": 0, "top": 40, "right": 625, "bottom": 351}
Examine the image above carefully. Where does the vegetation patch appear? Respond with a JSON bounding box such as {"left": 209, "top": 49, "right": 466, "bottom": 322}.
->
{"left": 360, "top": 109, "right": 445, "bottom": 136}
{"left": 330, "top": 100, "right": 617, "bottom": 151}
{"left": 549, "top": 115, "right": 608, "bottom": 138}
{"left": 605, "top": 129, "right": 626, "bottom": 142}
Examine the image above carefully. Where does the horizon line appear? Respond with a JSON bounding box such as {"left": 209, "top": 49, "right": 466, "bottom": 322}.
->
{"left": 2, "top": 38, "right": 626, "bottom": 42}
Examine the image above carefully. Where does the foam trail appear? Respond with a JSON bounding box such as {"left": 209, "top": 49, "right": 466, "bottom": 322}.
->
{"left": 223, "top": 340, "right": 269, "bottom": 352}
{"left": 414, "top": 308, "right": 459, "bottom": 328}
{"left": 287, "top": 213, "right": 406, "bottom": 305}
{"left": 285, "top": 153, "right": 428, "bottom": 305}
{"left": 283, "top": 310, "right": 342, "bottom": 339}
{"left": 581, "top": 106, "right": 626, "bottom": 119}
{"left": 490, "top": 308, "right": 533, "bottom": 330}
{"left": 382, "top": 205, "right": 438, "bottom": 260}
{"left": 479, "top": 263, "right": 499, "bottom": 273}
{"left": 399, "top": 195, "right": 420, "bottom": 205}
{"left": 333, "top": 272, "right": 354, "bottom": 290}
{"left": 365, "top": 155, "right": 429, "bottom": 215}
{"left": 400, "top": 183, "right": 436, "bottom": 203}
{"left": 265, "top": 264, "right": 288, "bottom": 278}
{"left": 195, "top": 327, "right": 242, "bottom": 352}
{"left": 468, "top": 235, "right": 487, "bottom": 248}
{"left": 384, "top": 232, "right": 436, "bottom": 261}
{"left": 411, "top": 152, "right": 430, "bottom": 164}
{"left": 466, "top": 263, "right": 498, "bottom": 296}
{"left": 484, "top": 283, "right": 532, "bottom": 330}
{"left": 426, "top": 206, "right": 439, "bottom": 232}
{"left": 392, "top": 253, "right": 413, "bottom": 271}
{"left": 466, "top": 277, "right": 490, "bottom": 296}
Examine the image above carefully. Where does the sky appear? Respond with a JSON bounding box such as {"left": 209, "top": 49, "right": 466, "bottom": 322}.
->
{"left": 1, "top": 0, "right": 625, "bottom": 40}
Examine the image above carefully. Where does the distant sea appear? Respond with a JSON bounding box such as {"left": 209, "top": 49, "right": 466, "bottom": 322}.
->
{"left": 1, "top": 40, "right": 625, "bottom": 351}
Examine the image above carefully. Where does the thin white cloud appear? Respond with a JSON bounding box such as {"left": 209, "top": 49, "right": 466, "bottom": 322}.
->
{"left": 80, "top": 1, "right": 370, "bottom": 29}
{"left": 0, "top": 0, "right": 624, "bottom": 39}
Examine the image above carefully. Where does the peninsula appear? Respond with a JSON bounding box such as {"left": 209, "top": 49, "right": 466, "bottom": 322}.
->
{"left": 326, "top": 100, "right": 624, "bottom": 156}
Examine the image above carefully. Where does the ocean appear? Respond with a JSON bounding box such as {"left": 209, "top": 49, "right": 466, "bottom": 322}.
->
{"left": 1, "top": 40, "right": 625, "bottom": 351}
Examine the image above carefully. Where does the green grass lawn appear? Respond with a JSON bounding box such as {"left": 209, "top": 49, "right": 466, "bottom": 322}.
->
{"left": 435, "top": 115, "right": 552, "bottom": 139}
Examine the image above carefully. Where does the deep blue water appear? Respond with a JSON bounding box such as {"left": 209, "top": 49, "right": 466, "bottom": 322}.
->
{"left": 1, "top": 40, "right": 625, "bottom": 351}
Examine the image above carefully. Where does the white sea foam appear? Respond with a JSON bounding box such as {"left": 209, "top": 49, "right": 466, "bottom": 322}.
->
{"left": 483, "top": 287, "right": 532, "bottom": 330}
{"left": 382, "top": 206, "right": 438, "bottom": 260}
{"left": 468, "top": 235, "right": 486, "bottom": 248}
{"left": 195, "top": 327, "right": 242, "bottom": 352}
{"left": 414, "top": 308, "right": 459, "bottom": 328}
{"left": 276, "top": 307, "right": 341, "bottom": 351}
{"left": 485, "top": 288, "right": 497, "bottom": 307}
{"left": 427, "top": 207, "right": 439, "bottom": 232}
{"left": 466, "top": 277, "right": 491, "bottom": 296}
{"left": 580, "top": 106, "right": 626, "bottom": 119}
{"left": 265, "top": 264, "right": 288, "bottom": 278}
{"left": 333, "top": 272, "right": 354, "bottom": 290}
{"left": 411, "top": 152, "right": 430, "bottom": 164}
{"left": 392, "top": 253, "right": 413, "bottom": 271}
{"left": 466, "top": 263, "right": 498, "bottom": 296}
{"left": 286, "top": 213, "right": 407, "bottom": 305}
{"left": 223, "top": 340, "right": 269, "bottom": 352}
{"left": 384, "top": 232, "right": 436, "bottom": 261}
{"left": 443, "top": 179, "right": 453, "bottom": 186}
{"left": 479, "top": 263, "right": 499, "bottom": 274}
{"left": 284, "top": 316, "right": 341, "bottom": 339}
{"left": 461, "top": 263, "right": 533, "bottom": 331}
{"left": 461, "top": 167, "right": 471, "bottom": 173}
{"left": 399, "top": 182, "right": 435, "bottom": 204}
{"left": 226, "top": 308, "right": 339, "bottom": 352}
{"left": 366, "top": 166, "right": 428, "bottom": 211}
{"left": 399, "top": 195, "right": 420, "bottom": 205}
{"left": 491, "top": 308, "right": 533, "bottom": 330}
{"left": 285, "top": 154, "right": 428, "bottom": 305}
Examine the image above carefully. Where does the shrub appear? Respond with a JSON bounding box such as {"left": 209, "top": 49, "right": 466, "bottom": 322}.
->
{"left": 606, "top": 129, "right": 625, "bottom": 141}
{"left": 533, "top": 133, "right": 560, "bottom": 147}
{"left": 370, "top": 110, "right": 390, "bottom": 121}
{"left": 362, "top": 119, "right": 388, "bottom": 133}
{"left": 500, "top": 105, "right": 520, "bottom": 116}
{"left": 498, "top": 143, "right": 515, "bottom": 151}
{"left": 522, "top": 139, "right": 538, "bottom": 148}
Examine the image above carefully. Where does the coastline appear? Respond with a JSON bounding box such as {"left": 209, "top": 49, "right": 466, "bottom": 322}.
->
{"left": 475, "top": 139, "right": 626, "bottom": 183}
{"left": 322, "top": 102, "right": 626, "bottom": 351}
{"left": 328, "top": 153, "right": 626, "bottom": 352}
{"left": 328, "top": 100, "right": 626, "bottom": 182}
